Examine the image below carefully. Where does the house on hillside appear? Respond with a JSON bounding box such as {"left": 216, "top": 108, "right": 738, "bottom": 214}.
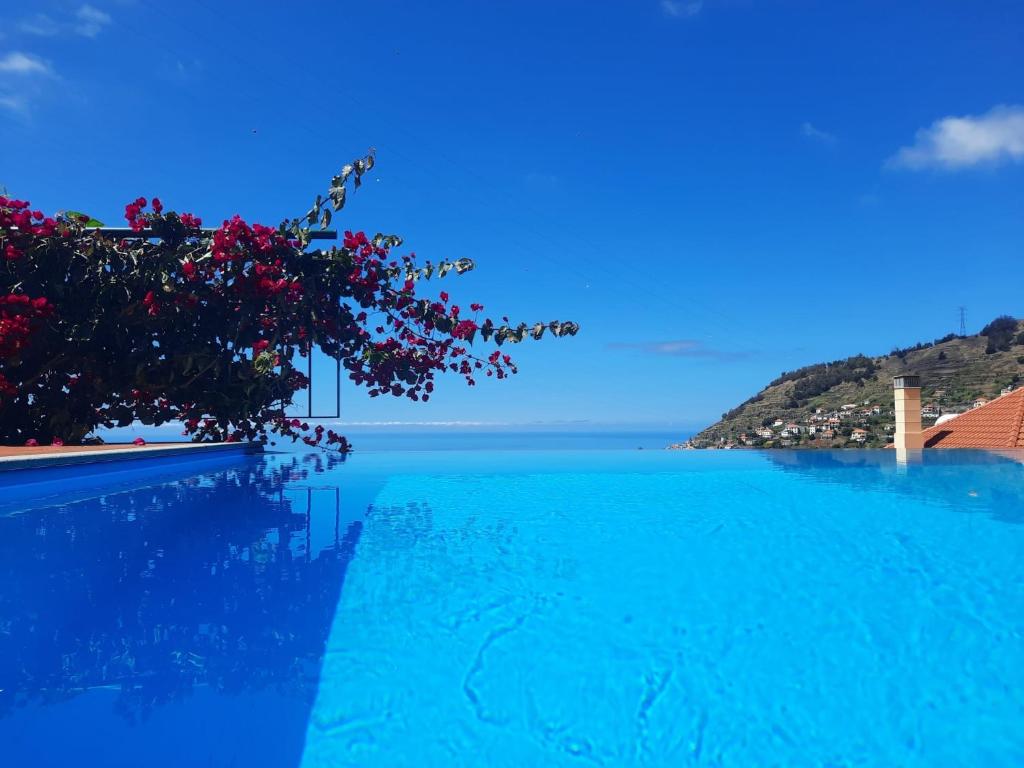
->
{"left": 841, "top": 404, "right": 856, "bottom": 411}
{"left": 755, "top": 427, "right": 773, "bottom": 439}
{"left": 772, "top": 419, "right": 784, "bottom": 427}
{"left": 785, "top": 423, "right": 801, "bottom": 434}
{"left": 820, "top": 428, "right": 835, "bottom": 439}
{"left": 850, "top": 428, "right": 868, "bottom": 443}
{"left": 1001, "top": 385, "right": 1016, "bottom": 396}
{"left": 921, "top": 403, "right": 940, "bottom": 419}
{"left": 972, "top": 397, "right": 989, "bottom": 410}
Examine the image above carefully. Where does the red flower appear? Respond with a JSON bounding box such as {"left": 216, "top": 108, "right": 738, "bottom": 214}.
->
{"left": 51, "top": 438, "right": 64, "bottom": 447}
{"left": 25, "top": 439, "right": 38, "bottom": 447}
{"left": 439, "top": 291, "right": 449, "bottom": 303}
{"left": 181, "top": 260, "right": 196, "bottom": 279}
{"left": 152, "top": 198, "right": 163, "bottom": 214}
{"left": 452, "top": 319, "right": 478, "bottom": 340}
{"left": 132, "top": 437, "right": 146, "bottom": 446}
{"left": 253, "top": 339, "right": 270, "bottom": 354}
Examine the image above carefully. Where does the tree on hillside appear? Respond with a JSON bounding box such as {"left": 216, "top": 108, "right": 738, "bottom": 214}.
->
{"left": 981, "top": 315, "right": 1018, "bottom": 354}
{"left": 0, "top": 152, "right": 578, "bottom": 447}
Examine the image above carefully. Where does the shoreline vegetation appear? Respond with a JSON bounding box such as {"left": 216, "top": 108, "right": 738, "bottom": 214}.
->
{"left": 670, "top": 316, "right": 1024, "bottom": 450}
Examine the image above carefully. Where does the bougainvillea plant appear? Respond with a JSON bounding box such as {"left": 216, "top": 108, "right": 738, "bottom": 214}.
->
{"left": 0, "top": 152, "right": 578, "bottom": 449}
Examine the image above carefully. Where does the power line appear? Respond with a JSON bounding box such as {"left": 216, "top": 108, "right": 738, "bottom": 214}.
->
{"left": 958, "top": 306, "right": 967, "bottom": 336}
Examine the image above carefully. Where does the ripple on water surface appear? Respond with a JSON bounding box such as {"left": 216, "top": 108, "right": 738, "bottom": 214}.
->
{"left": 302, "top": 450, "right": 1024, "bottom": 767}
{"left": 1, "top": 449, "right": 1022, "bottom": 767}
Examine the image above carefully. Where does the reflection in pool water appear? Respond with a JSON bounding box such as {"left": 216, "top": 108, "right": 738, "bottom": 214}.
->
{"left": 1, "top": 449, "right": 1023, "bottom": 767}
{"left": 0, "top": 452, "right": 366, "bottom": 767}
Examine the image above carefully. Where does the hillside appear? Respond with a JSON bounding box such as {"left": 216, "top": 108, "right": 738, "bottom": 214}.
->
{"left": 685, "top": 316, "right": 1024, "bottom": 449}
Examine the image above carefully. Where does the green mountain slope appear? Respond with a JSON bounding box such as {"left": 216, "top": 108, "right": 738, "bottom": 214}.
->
{"left": 686, "top": 317, "right": 1024, "bottom": 449}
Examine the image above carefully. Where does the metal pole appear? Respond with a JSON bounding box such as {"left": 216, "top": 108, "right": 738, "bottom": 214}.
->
{"left": 307, "top": 344, "right": 313, "bottom": 419}
{"left": 306, "top": 489, "right": 312, "bottom": 564}
{"left": 334, "top": 488, "right": 340, "bottom": 548}
{"left": 86, "top": 227, "right": 337, "bottom": 240}
{"left": 336, "top": 358, "right": 341, "bottom": 419}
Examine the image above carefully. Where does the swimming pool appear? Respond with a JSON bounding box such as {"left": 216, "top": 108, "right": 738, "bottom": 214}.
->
{"left": 1, "top": 449, "right": 1022, "bottom": 766}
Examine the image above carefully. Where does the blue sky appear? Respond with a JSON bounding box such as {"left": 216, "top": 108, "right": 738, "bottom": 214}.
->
{"left": 2, "top": 1, "right": 1023, "bottom": 433}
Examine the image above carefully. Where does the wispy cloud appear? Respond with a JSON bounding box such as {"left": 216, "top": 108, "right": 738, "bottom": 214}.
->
{"left": 159, "top": 57, "right": 203, "bottom": 82}
{"left": 16, "top": 5, "right": 111, "bottom": 38}
{"left": 660, "top": 0, "right": 703, "bottom": 19}
{"left": 0, "top": 51, "right": 53, "bottom": 76}
{"left": 0, "top": 94, "right": 28, "bottom": 115}
{"left": 0, "top": 52, "right": 54, "bottom": 117}
{"left": 17, "top": 14, "right": 61, "bottom": 37}
{"left": 801, "top": 121, "right": 837, "bottom": 146}
{"left": 339, "top": 420, "right": 512, "bottom": 427}
{"left": 887, "top": 105, "right": 1024, "bottom": 170}
{"left": 608, "top": 339, "right": 750, "bottom": 361}
{"left": 75, "top": 5, "right": 112, "bottom": 38}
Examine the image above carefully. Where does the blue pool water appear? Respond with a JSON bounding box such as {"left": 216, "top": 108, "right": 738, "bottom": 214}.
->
{"left": 1, "top": 448, "right": 1023, "bottom": 766}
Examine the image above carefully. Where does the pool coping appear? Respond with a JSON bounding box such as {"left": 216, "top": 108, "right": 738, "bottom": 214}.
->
{"left": 0, "top": 442, "right": 263, "bottom": 472}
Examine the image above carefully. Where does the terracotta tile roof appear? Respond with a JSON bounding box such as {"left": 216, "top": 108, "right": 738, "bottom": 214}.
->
{"left": 920, "top": 389, "right": 1024, "bottom": 449}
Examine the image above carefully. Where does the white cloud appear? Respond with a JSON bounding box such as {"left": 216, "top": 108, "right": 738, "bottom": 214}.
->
{"left": 801, "top": 121, "right": 836, "bottom": 145}
{"left": 75, "top": 4, "right": 112, "bottom": 38}
{"left": 661, "top": 0, "right": 703, "bottom": 18}
{"left": 15, "top": 6, "right": 111, "bottom": 38}
{"left": 0, "top": 51, "right": 52, "bottom": 76}
{"left": 0, "top": 94, "right": 28, "bottom": 114}
{"left": 18, "top": 14, "right": 61, "bottom": 36}
{"left": 608, "top": 339, "right": 750, "bottom": 361}
{"left": 164, "top": 57, "right": 203, "bottom": 81}
{"left": 888, "top": 105, "right": 1024, "bottom": 170}
{"left": 339, "top": 421, "right": 511, "bottom": 427}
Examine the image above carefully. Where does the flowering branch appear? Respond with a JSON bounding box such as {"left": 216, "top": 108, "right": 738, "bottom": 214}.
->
{"left": 0, "top": 152, "right": 578, "bottom": 449}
